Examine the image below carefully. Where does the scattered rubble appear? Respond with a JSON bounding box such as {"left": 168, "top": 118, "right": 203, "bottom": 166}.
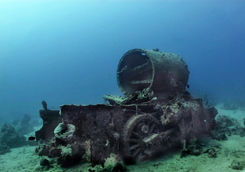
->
{"left": 180, "top": 138, "right": 221, "bottom": 158}
{"left": 211, "top": 115, "right": 245, "bottom": 140}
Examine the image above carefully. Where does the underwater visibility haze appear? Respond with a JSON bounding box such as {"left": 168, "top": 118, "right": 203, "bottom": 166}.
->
{"left": 0, "top": 0, "right": 245, "bottom": 171}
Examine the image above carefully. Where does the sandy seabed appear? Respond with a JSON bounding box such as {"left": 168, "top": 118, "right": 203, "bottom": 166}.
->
{"left": 0, "top": 106, "right": 245, "bottom": 172}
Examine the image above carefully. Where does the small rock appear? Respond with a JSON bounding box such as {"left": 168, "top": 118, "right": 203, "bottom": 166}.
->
{"left": 210, "top": 131, "right": 227, "bottom": 141}
{"left": 0, "top": 144, "right": 10, "bottom": 155}
{"left": 180, "top": 140, "right": 202, "bottom": 158}
{"left": 230, "top": 160, "right": 244, "bottom": 170}
{"left": 40, "top": 158, "right": 50, "bottom": 167}
{"left": 207, "top": 148, "right": 217, "bottom": 158}
{"left": 239, "top": 128, "right": 245, "bottom": 137}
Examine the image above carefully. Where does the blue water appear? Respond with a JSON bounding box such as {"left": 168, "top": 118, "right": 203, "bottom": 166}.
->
{"left": 0, "top": 0, "right": 245, "bottom": 121}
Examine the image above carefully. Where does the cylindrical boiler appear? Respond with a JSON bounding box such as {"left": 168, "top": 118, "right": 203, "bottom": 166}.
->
{"left": 117, "top": 49, "right": 189, "bottom": 97}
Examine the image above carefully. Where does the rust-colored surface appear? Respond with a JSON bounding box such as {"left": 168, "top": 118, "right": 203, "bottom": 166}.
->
{"left": 35, "top": 49, "right": 217, "bottom": 167}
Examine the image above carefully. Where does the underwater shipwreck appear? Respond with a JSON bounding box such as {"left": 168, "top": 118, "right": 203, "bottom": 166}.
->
{"left": 35, "top": 48, "right": 218, "bottom": 170}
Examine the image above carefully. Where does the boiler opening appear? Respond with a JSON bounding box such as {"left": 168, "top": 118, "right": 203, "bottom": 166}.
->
{"left": 117, "top": 50, "right": 154, "bottom": 95}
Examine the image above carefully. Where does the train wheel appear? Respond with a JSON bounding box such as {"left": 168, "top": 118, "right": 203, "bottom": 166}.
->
{"left": 122, "top": 114, "right": 161, "bottom": 162}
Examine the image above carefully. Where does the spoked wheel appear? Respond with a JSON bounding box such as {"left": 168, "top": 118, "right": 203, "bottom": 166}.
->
{"left": 122, "top": 114, "right": 162, "bottom": 162}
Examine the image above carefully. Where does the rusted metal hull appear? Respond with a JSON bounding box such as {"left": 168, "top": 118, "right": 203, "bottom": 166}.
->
{"left": 36, "top": 96, "right": 217, "bottom": 166}
{"left": 35, "top": 49, "right": 217, "bottom": 168}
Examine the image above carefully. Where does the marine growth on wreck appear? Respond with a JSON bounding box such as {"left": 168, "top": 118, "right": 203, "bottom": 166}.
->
{"left": 34, "top": 48, "right": 218, "bottom": 170}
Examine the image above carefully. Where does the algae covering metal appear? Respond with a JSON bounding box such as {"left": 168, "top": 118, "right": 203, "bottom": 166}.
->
{"left": 35, "top": 48, "right": 217, "bottom": 170}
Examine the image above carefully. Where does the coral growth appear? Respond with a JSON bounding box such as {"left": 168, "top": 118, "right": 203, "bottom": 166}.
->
{"left": 0, "top": 123, "right": 27, "bottom": 154}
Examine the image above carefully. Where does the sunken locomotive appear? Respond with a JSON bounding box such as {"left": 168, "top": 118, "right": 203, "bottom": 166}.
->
{"left": 35, "top": 49, "right": 217, "bottom": 167}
